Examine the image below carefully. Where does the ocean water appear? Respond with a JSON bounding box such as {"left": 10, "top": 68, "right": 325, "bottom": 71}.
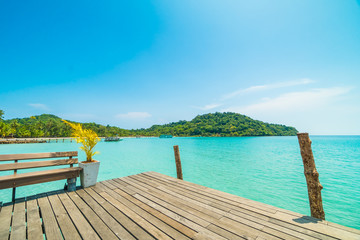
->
{"left": 0, "top": 136, "right": 359, "bottom": 230}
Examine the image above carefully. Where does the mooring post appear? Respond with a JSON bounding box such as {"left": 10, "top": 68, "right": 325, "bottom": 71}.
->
{"left": 173, "top": 145, "right": 183, "bottom": 180}
{"left": 297, "top": 133, "right": 325, "bottom": 220}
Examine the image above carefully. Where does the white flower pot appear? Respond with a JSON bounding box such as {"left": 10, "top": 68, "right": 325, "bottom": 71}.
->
{"left": 79, "top": 160, "right": 100, "bottom": 188}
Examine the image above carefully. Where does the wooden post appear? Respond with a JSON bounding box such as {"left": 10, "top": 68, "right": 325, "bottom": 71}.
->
{"left": 297, "top": 133, "right": 325, "bottom": 220}
{"left": 173, "top": 145, "right": 183, "bottom": 180}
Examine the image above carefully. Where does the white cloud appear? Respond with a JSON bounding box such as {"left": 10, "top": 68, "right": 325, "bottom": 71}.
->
{"left": 28, "top": 103, "right": 50, "bottom": 111}
{"left": 195, "top": 103, "right": 222, "bottom": 110}
{"left": 223, "top": 87, "right": 352, "bottom": 114}
{"left": 222, "top": 78, "right": 314, "bottom": 100}
{"left": 115, "top": 112, "right": 152, "bottom": 119}
{"left": 62, "top": 113, "right": 96, "bottom": 119}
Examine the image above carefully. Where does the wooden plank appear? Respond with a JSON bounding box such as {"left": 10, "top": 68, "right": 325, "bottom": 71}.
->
{"left": 26, "top": 199, "right": 43, "bottom": 240}
{"left": 169, "top": 177, "right": 341, "bottom": 240}
{"left": 106, "top": 179, "right": 131, "bottom": 190}
{"left": 67, "top": 191, "right": 119, "bottom": 239}
{"left": 105, "top": 179, "right": 197, "bottom": 238}
{"left": 143, "top": 172, "right": 286, "bottom": 217}
{"left": 57, "top": 192, "right": 100, "bottom": 240}
{"left": 217, "top": 216, "right": 281, "bottom": 240}
{"left": 126, "top": 176, "right": 307, "bottom": 240}
{"left": 163, "top": 183, "right": 317, "bottom": 240}
{"left": 0, "top": 167, "right": 81, "bottom": 189}
{"left": 98, "top": 190, "right": 170, "bottom": 240}
{"left": 0, "top": 151, "right": 78, "bottom": 161}
{"left": 47, "top": 194, "right": 81, "bottom": 240}
{"left": 143, "top": 173, "right": 328, "bottom": 239}
{"left": 135, "top": 175, "right": 320, "bottom": 240}
{"left": 85, "top": 187, "right": 155, "bottom": 240}
{"left": 153, "top": 179, "right": 233, "bottom": 212}
{"left": 145, "top": 172, "right": 273, "bottom": 216}
{"left": 100, "top": 182, "right": 192, "bottom": 240}
{"left": 111, "top": 186, "right": 197, "bottom": 239}
{"left": 119, "top": 177, "right": 215, "bottom": 227}
{"left": 132, "top": 193, "right": 227, "bottom": 240}
{"left": 0, "top": 205, "right": 13, "bottom": 240}
{"left": 206, "top": 224, "right": 249, "bottom": 240}
{"left": 37, "top": 196, "right": 63, "bottom": 240}
{"left": 109, "top": 177, "right": 132, "bottom": 189}
{"left": 134, "top": 177, "right": 318, "bottom": 240}
{"left": 145, "top": 172, "right": 279, "bottom": 213}
{"left": 131, "top": 175, "right": 224, "bottom": 219}
{"left": 145, "top": 172, "right": 360, "bottom": 240}
{"left": 139, "top": 173, "right": 326, "bottom": 239}
{"left": 272, "top": 211, "right": 360, "bottom": 240}
{"left": 91, "top": 182, "right": 108, "bottom": 193}
{"left": 229, "top": 210, "right": 322, "bottom": 240}
{"left": 115, "top": 178, "right": 230, "bottom": 240}
{"left": 0, "top": 158, "right": 78, "bottom": 171}
{"left": 10, "top": 201, "right": 26, "bottom": 240}
{"left": 265, "top": 217, "right": 335, "bottom": 240}
{"left": 327, "top": 221, "right": 360, "bottom": 235}
{"left": 222, "top": 214, "right": 296, "bottom": 240}
{"left": 76, "top": 189, "right": 136, "bottom": 240}
{"left": 148, "top": 171, "right": 308, "bottom": 219}
{"left": 101, "top": 180, "right": 117, "bottom": 190}
{"left": 129, "top": 175, "right": 224, "bottom": 222}
{"left": 151, "top": 176, "right": 229, "bottom": 209}
{"left": 0, "top": 171, "right": 358, "bottom": 240}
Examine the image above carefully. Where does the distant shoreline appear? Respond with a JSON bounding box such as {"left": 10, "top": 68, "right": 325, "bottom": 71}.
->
{"left": 0, "top": 136, "right": 158, "bottom": 143}
{"left": 1, "top": 135, "right": 358, "bottom": 142}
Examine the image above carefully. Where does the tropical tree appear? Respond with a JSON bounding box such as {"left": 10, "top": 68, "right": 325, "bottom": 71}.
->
{"left": 7, "top": 120, "right": 20, "bottom": 137}
{"left": 0, "top": 121, "right": 11, "bottom": 137}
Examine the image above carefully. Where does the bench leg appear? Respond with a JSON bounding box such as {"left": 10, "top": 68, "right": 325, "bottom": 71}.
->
{"left": 67, "top": 178, "right": 77, "bottom": 192}
{"left": 12, "top": 187, "right": 16, "bottom": 202}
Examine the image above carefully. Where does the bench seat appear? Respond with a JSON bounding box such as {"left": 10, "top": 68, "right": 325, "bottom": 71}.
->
{"left": 0, "top": 167, "right": 82, "bottom": 189}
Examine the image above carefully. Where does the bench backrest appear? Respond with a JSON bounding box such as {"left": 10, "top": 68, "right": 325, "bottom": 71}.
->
{"left": 0, "top": 151, "right": 80, "bottom": 202}
{"left": 0, "top": 151, "right": 78, "bottom": 172}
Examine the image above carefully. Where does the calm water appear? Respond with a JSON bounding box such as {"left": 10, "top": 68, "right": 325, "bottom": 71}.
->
{"left": 1, "top": 136, "right": 359, "bottom": 229}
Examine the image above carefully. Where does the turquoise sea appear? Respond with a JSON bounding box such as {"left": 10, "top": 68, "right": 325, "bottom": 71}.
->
{"left": 0, "top": 136, "right": 359, "bottom": 230}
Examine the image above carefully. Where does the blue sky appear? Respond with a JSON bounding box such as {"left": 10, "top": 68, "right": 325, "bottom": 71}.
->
{"left": 1, "top": 0, "right": 360, "bottom": 134}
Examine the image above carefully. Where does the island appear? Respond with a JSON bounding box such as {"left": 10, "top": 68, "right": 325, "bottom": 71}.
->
{"left": 0, "top": 110, "right": 297, "bottom": 138}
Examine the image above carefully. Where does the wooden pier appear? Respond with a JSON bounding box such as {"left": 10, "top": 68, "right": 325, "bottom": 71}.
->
{"left": 1, "top": 172, "right": 359, "bottom": 240}
{"left": 0, "top": 139, "right": 47, "bottom": 144}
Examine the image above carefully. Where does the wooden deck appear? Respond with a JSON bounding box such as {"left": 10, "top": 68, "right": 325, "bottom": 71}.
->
{"left": 1, "top": 172, "right": 359, "bottom": 240}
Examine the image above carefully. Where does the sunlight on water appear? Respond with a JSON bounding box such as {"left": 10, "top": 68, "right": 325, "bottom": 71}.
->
{"left": 0, "top": 136, "right": 359, "bottom": 229}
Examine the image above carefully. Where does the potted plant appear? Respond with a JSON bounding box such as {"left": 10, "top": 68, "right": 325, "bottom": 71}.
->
{"left": 63, "top": 120, "right": 101, "bottom": 188}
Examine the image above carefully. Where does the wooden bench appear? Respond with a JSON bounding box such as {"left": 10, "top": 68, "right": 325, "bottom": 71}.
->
{"left": 0, "top": 151, "right": 82, "bottom": 202}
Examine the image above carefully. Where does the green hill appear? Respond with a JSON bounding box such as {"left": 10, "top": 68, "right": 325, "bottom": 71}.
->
{"left": 0, "top": 111, "right": 297, "bottom": 137}
{"left": 135, "top": 112, "right": 298, "bottom": 137}
{"left": 2, "top": 114, "right": 132, "bottom": 138}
